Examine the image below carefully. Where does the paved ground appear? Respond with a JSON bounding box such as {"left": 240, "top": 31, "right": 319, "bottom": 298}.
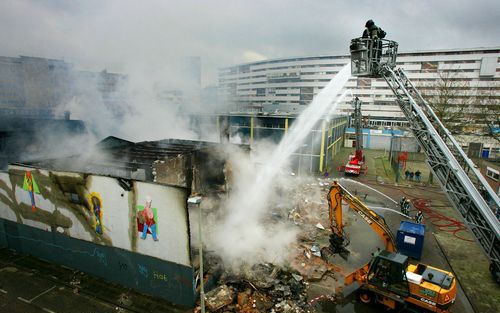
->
{"left": 329, "top": 147, "right": 500, "bottom": 313}
{"left": 2, "top": 147, "right": 499, "bottom": 313}
{"left": 0, "top": 248, "right": 189, "bottom": 313}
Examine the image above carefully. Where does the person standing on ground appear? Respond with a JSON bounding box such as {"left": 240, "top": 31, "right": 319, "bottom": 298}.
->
{"left": 400, "top": 197, "right": 407, "bottom": 212}
{"left": 405, "top": 170, "right": 410, "bottom": 180}
{"left": 415, "top": 170, "right": 421, "bottom": 182}
{"left": 415, "top": 211, "right": 424, "bottom": 224}
{"left": 403, "top": 199, "right": 411, "bottom": 216}
{"left": 409, "top": 172, "right": 414, "bottom": 181}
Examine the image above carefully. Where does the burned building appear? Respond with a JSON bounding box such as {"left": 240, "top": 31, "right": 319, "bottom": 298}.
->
{"left": 190, "top": 113, "right": 349, "bottom": 175}
{"left": 0, "top": 116, "right": 87, "bottom": 169}
{"left": 0, "top": 136, "right": 242, "bottom": 307}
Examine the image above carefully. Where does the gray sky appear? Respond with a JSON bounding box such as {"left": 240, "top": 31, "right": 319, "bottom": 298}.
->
{"left": 1, "top": 0, "right": 498, "bottom": 86}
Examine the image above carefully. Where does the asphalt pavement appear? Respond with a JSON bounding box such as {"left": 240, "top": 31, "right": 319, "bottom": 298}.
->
{"left": 0, "top": 248, "right": 189, "bottom": 313}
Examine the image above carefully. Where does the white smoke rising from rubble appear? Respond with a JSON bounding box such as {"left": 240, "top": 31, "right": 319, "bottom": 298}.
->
{"left": 211, "top": 64, "right": 352, "bottom": 269}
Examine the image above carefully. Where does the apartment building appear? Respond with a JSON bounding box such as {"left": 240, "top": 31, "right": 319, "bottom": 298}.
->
{"left": 219, "top": 47, "right": 499, "bottom": 157}
{"left": 0, "top": 56, "right": 126, "bottom": 118}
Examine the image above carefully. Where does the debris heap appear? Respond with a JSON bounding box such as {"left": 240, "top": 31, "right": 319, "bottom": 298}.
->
{"left": 198, "top": 263, "right": 309, "bottom": 313}
{"left": 195, "top": 177, "right": 365, "bottom": 313}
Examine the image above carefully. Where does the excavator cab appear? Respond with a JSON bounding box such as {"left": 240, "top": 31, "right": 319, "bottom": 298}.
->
{"left": 367, "top": 250, "right": 410, "bottom": 297}
{"left": 350, "top": 38, "right": 398, "bottom": 78}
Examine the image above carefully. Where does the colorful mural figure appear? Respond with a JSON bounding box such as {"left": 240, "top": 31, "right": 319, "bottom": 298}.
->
{"left": 87, "top": 192, "right": 104, "bottom": 234}
{"left": 22, "top": 171, "right": 40, "bottom": 212}
{"left": 137, "top": 197, "right": 158, "bottom": 241}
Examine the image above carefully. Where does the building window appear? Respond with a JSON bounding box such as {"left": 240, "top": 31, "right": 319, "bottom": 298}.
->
{"left": 357, "top": 78, "right": 371, "bottom": 88}
{"left": 486, "top": 167, "right": 499, "bottom": 181}
{"left": 479, "top": 57, "right": 496, "bottom": 77}
{"left": 299, "top": 87, "right": 314, "bottom": 102}
{"left": 256, "top": 88, "right": 266, "bottom": 96}
{"left": 421, "top": 62, "right": 438, "bottom": 72}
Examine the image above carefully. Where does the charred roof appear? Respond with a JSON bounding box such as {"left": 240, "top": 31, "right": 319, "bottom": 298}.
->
{"left": 20, "top": 136, "right": 246, "bottom": 194}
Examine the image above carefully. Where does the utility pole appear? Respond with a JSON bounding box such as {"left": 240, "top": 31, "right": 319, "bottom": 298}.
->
{"left": 188, "top": 196, "right": 204, "bottom": 313}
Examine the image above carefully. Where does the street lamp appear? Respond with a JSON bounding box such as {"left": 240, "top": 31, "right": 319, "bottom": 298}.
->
{"left": 188, "top": 196, "right": 204, "bottom": 313}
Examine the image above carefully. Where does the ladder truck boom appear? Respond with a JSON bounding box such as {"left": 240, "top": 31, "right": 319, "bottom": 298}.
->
{"left": 345, "top": 97, "right": 365, "bottom": 175}
{"left": 349, "top": 37, "right": 500, "bottom": 281}
{"left": 352, "top": 97, "right": 363, "bottom": 163}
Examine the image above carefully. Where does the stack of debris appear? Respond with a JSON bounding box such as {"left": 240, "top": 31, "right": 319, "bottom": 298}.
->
{"left": 195, "top": 263, "right": 310, "bottom": 313}
{"left": 195, "top": 177, "right": 358, "bottom": 312}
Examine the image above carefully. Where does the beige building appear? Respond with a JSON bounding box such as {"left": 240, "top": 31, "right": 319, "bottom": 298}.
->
{"left": 0, "top": 56, "right": 126, "bottom": 118}
{"left": 219, "top": 47, "right": 500, "bottom": 158}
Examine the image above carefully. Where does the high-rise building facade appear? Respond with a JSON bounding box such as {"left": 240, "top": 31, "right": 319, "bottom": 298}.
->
{"left": 0, "top": 56, "right": 126, "bottom": 118}
{"left": 219, "top": 47, "right": 500, "bottom": 157}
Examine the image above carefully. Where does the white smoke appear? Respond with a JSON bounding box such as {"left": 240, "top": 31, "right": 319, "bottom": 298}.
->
{"left": 206, "top": 140, "right": 299, "bottom": 269}
{"left": 209, "top": 64, "right": 352, "bottom": 269}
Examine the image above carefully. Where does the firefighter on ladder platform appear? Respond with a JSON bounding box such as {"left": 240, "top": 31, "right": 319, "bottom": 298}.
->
{"left": 361, "top": 20, "right": 386, "bottom": 69}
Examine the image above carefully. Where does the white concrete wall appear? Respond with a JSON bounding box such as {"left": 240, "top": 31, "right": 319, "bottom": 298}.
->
{"left": 133, "top": 181, "right": 190, "bottom": 266}
{"left": 0, "top": 165, "right": 190, "bottom": 266}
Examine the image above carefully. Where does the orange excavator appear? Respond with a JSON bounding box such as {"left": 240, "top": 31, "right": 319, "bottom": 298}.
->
{"left": 327, "top": 181, "right": 457, "bottom": 312}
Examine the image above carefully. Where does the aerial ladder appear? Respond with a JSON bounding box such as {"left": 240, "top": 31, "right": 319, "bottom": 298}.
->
{"left": 344, "top": 97, "right": 365, "bottom": 175}
{"left": 350, "top": 36, "right": 500, "bottom": 282}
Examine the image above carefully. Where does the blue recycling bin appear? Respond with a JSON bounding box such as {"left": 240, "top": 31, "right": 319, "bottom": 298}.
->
{"left": 396, "top": 221, "right": 425, "bottom": 260}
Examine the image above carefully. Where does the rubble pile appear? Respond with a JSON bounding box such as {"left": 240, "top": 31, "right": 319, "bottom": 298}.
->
{"left": 195, "top": 177, "right": 354, "bottom": 312}
{"left": 196, "top": 263, "right": 311, "bottom": 313}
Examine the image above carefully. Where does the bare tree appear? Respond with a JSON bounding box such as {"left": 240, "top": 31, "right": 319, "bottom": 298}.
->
{"left": 418, "top": 66, "right": 476, "bottom": 135}
{"left": 472, "top": 83, "right": 500, "bottom": 143}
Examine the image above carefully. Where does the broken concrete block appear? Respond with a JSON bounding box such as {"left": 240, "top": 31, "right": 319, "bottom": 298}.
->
{"left": 315, "top": 222, "right": 325, "bottom": 230}
{"left": 205, "top": 285, "right": 235, "bottom": 312}
{"left": 291, "top": 273, "right": 303, "bottom": 282}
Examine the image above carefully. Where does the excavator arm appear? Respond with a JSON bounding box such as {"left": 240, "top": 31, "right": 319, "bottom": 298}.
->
{"left": 327, "top": 181, "right": 396, "bottom": 253}
{"left": 328, "top": 181, "right": 396, "bottom": 290}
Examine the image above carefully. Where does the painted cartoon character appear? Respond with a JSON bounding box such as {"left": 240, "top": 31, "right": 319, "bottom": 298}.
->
{"left": 91, "top": 196, "right": 103, "bottom": 234}
{"left": 87, "top": 192, "right": 103, "bottom": 235}
{"left": 23, "top": 171, "right": 39, "bottom": 212}
{"left": 140, "top": 197, "right": 158, "bottom": 241}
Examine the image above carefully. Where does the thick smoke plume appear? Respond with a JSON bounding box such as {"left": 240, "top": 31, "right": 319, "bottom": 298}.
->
{"left": 206, "top": 141, "right": 299, "bottom": 269}
{"left": 209, "top": 65, "right": 352, "bottom": 269}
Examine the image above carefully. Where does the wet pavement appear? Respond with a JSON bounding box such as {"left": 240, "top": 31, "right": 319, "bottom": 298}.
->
{"left": 330, "top": 147, "right": 500, "bottom": 313}
{"left": 2, "top": 147, "right": 498, "bottom": 313}
{"left": 0, "top": 248, "right": 190, "bottom": 313}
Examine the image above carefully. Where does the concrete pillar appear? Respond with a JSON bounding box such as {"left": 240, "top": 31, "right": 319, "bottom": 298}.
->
{"left": 319, "top": 121, "right": 327, "bottom": 172}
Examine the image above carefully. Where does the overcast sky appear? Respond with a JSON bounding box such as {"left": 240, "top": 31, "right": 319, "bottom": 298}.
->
{"left": 1, "top": 0, "right": 498, "bottom": 86}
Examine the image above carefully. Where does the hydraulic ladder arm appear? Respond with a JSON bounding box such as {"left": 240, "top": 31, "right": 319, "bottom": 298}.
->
{"left": 349, "top": 36, "right": 500, "bottom": 278}
{"left": 380, "top": 66, "right": 500, "bottom": 273}
{"left": 352, "top": 97, "right": 364, "bottom": 163}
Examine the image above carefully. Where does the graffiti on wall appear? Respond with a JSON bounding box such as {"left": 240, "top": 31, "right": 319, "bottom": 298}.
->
{"left": 0, "top": 167, "right": 112, "bottom": 246}
{"left": 137, "top": 196, "right": 158, "bottom": 241}
{"left": 22, "top": 171, "right": 40, "bottom": 212}
{"left": 0, "top": 165, "right": 190, "bottom": 267}
{"left": 87, "top": 192, "right": 104, "bottom": 235}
